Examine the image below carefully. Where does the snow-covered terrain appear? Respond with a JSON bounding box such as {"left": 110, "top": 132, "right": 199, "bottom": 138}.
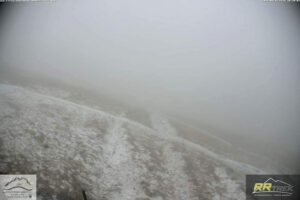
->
{"left": 0, "top": 83, "right": 267, "bottom": 199}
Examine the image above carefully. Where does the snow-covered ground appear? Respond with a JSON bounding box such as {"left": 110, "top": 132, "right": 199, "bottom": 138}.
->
{"left": 0, "top": 83, "right": 273, "bottom": 199}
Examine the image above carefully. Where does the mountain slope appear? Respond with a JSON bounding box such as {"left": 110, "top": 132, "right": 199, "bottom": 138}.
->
{"left": 0, "top": 84, "right": 262, "bottom": 200}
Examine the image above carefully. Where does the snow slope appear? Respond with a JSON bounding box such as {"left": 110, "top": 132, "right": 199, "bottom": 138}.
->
{"left": 0, "top": 84, "right": 263, "bottom": 200}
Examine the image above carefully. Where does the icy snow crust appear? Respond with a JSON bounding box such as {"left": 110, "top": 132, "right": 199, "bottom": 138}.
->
{"left": 0, "top": 84, "right": 261, "bottom": 199}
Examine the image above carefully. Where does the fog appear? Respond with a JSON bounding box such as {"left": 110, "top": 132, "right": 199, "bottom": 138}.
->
{"left": 0, "top": 0, "right": 299, "bottom": 153}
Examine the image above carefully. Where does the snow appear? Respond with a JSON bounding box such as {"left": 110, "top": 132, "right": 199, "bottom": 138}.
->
{"left": 150, "top": 112, "right": 194, "bottom": 199}
{"left": 208, "top": 167, "right": 244, "bottom": 200}
{"left": 0, "top": 84, "right": 267, "bottom": 199}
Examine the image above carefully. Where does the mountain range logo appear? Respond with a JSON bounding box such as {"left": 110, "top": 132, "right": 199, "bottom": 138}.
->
{"left": 3, "top": 177, "right": 32, "bottom": 191}
{"left": 253, "top": 177, "right": 294, "bottom": 196}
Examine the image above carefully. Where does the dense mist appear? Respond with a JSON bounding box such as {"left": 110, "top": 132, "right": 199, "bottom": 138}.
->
{"left": 0, "top": 0, "right": 299, "bottom": 153}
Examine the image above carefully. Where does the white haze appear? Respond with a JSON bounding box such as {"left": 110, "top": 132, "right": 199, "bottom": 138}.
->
{"left": 0, "top": 0, "right": 299, "bottom": 152}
